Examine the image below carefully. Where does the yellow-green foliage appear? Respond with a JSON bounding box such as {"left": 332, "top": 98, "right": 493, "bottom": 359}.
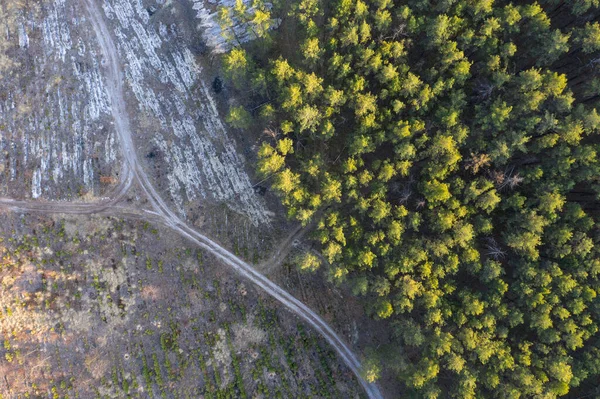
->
{"left": 221, "top": 0, "right": 600, "bottom": 397}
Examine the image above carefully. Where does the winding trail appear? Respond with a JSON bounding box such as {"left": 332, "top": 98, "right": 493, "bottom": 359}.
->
{"left": 0, "top": 1, "right": 385, "bottom": 398}
{"left": 258, "top": 222, "right": 313, "bottom": 274}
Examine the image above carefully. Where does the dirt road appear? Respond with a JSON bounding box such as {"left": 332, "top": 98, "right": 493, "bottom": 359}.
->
{"left": 0, "top": 1, "right": 385, "bottom": 398}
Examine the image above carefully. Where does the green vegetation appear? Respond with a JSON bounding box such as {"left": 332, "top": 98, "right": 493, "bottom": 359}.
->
{"left": 220, "top": 0, "right": 600, "bottom": 397}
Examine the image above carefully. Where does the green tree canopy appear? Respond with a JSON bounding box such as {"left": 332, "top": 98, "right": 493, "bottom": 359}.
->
{"left": 221, "top": 0, "right": 600, "bottom": 397}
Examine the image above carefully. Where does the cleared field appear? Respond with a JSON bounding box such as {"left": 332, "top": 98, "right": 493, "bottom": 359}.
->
{"left": 100, "top": 0, "right": 270, "bottom": 226}
{"left": 0, "top": 213, "right": 364, "bottom": 398}
{"left": 0, "top": 0, "right": 121, "bottom": 200}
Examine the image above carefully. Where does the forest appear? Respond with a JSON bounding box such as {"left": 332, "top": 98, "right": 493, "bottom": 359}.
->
{"left": 218, "top": 0, "right": 600, "bottom": 397}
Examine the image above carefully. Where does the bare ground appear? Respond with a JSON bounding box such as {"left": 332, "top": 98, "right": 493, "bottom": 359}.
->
{"left": 0, "top": 0, "right": 121, "bottom": 201}
{"left": 0, "top": 213, "right": 366, "bottom": 398}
